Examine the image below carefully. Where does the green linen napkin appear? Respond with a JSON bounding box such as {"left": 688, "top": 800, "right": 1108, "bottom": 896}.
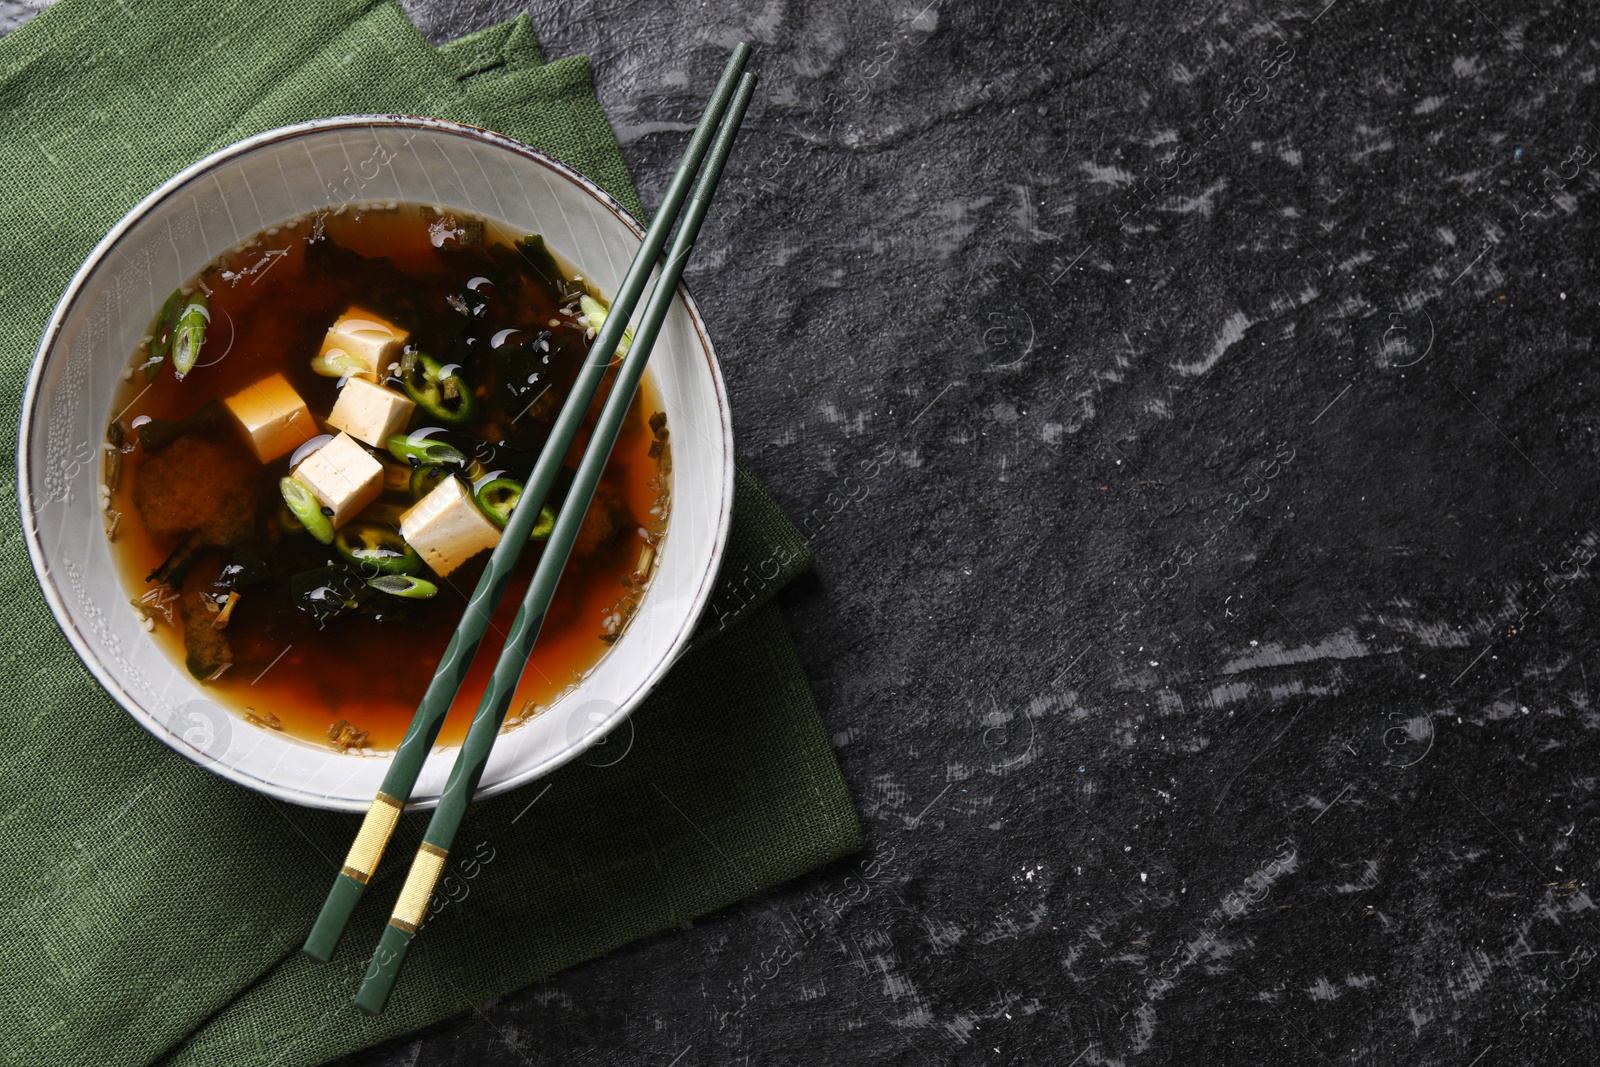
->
{"left": 0, "top": 3, "right": 861, "bottom": 1064}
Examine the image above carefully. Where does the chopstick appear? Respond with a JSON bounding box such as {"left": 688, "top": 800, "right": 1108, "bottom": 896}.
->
{"left": 301, "top": 41, "right": 754, "bottom": 965}
{"left": 352, "top": 68, "right": 758, "bottom": 1016}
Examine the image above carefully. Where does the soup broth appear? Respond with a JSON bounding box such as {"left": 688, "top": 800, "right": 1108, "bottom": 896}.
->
{"left": 102, "top": 203, "right": 670, "bottom": 752}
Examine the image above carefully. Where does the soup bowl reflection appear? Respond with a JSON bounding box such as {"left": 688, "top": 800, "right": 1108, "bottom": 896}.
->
{"left": 17, "top": 116, "right": 733, "bottom": 811}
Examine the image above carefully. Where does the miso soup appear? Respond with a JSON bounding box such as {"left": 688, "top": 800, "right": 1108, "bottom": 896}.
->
{"left": 101, "top": 203, "right": 670, "bottom": 752}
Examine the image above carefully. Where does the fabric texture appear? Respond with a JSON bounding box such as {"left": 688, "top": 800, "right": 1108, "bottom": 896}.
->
{"left": 0, "top": 2, "right": 861, "bottom": 1064}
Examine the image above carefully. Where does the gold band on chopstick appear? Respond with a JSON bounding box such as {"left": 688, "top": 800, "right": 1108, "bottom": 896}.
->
{"left": 339, "top": 792, "right": 405, "bottom": 884}
{"left": 387, "top": 842, "right": 449, "bottom": 933}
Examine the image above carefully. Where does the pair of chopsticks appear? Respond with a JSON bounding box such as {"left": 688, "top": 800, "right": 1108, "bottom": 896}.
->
{"left": 300, "top": 42, "right": 757, "bottom": 1014}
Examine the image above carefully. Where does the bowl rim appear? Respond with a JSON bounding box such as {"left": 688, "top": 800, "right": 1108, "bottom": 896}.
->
{"left": 16, "top": 113, "right": 736, "bottom": 811}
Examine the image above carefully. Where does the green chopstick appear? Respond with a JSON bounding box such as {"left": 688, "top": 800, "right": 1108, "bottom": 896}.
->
{"left": 301, "top": 41, "right": 754, "bottom": 965}
{"left": 354, "top": 69, "right": 758, "bottom": 1015}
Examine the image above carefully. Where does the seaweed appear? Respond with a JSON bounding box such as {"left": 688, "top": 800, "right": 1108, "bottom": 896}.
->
{"left": 513, "top": 234, "right": 563, "bottom": 292}
{"left": 458, "top": 433, "right": 538, "bottom": 481}
{"left": 179, "top": 590, "right": 232, "bottom": 681}
{"left": 136, "top": 398, "right": 228, "bottom": 452}
{"left": 301, "top": 230, "right": 417, "bottom": 327}
{"left": 493, "top": 332, "right": 551, "bottom": 408}
{"left": 147, "top": 532, "right": 205, "bottom": 586}
{"left": 132, "top": 433, "right": 263, "bottom": 544}
{"left": 492, "top": 324, "right": 588, "bottom": 432}
{"left": 302, "top": 228, "right": 395, "bottom": 280}
{"left": 214, "top": 544, "right": 273, "bottom": 592}
{"left": 290, "top": 564, "right": 368, "bottom": 625}
{"left": 483, "top": 240, "right": 526, "bottom": 283}
{"left": 289, "top": 563, "right": 415, "bottom": 626}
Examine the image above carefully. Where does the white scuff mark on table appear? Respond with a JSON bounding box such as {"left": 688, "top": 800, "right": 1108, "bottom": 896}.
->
{"left": 1370, "top": 614, "right": 1472, "bottom": 648}
{"left": 1334, "top": 857, "right": 1381, "bottom": 894}
{"left": 919, "top": 913, "right": 966, "bottom": 954}
{"left": 1163, "top": 178, "right": 1227, "bottom": 218}
{"left": 929, "top": 195, "right": 994, "bottom": 253}
{"left": 1222, "top": 628, "right": 1371, "bottom": 674}
{"left": 1079, "top": 160, "right": 1137, "bottom": 186}
{"left": 1204, "top": 681, "right": 1253, "bottom": 709}
{"left": 1171, "top": 310, "right": 1253, "bottom": 376}
{"left": 1307, "top": 976, "right": 1342, "bottom": 1001}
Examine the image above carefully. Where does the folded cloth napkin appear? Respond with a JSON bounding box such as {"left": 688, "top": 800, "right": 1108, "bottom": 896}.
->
{"left": 0, "top": 3, "right": 861, "bottom": 1064}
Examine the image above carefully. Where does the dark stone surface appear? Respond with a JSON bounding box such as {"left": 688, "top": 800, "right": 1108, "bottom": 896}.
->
{"left": 15, "top": 0, "right": 1600, "bottom": 1062}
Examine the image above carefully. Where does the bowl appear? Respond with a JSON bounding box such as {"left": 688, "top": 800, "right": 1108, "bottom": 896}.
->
{"left": 16, "top": 115, "right": 734, "bottom": 811}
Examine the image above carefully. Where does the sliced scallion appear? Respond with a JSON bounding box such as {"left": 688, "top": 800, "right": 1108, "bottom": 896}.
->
{"left": 397, "top": 348, "right": 475, "bottom": 426}
{"left": 145, "top": 288, "right": 185, "bottom": 382}
{"left": 280, "top": 476, "right": 334, "bottom": 544}
{"left": 366, "top": 574, "right": 438, "bottom": 599}
{"left": 171, "top": 290, "right": 209, "bottom": 379}
{"left": 474, "top": 476, "right": 555, "bottom": 541}
{"left": 409, "top": 463, "right": 451, "bottom": 499}
{"left": 311, "top": 347, "right": 369, "bottom": 378}
{"left": 385, "top": 431, "right": 467, "bottom": 469}
{"left": 579, "top": 293, "right": 632, "bottom": 357}
{"left": 335, "top": 522, "right": 422, "bottom": 575}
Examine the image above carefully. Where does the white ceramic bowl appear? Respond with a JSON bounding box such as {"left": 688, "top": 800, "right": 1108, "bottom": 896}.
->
{"left": 17, "top": 116, "right": 733, "bottom": 811}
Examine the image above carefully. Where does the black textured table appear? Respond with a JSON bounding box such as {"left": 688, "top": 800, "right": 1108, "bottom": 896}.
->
{"left": 13, "top": 0, "right": 1600, "bottom": 1062}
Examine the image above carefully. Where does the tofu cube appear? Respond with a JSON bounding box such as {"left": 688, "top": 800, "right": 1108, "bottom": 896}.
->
{"left": 223, "top": 372, "right": 318, "bottom": 463}
{"left": 327, "top": 377, "right": 415, "bottom": 448}
{"left": 400, "top": 475, "right": 501, "bottom": 577}
{"left": 318, "top": 308, "right": 408, "bottom": 381}
{"left": 291, "top": 432, "right": 383, "bottom": 529}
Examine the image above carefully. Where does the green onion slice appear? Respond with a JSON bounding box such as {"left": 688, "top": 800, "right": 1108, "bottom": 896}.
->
{"left": 579, "top": 293, "right": 632, "bottom": 357}
{"left": 397, "top": 348, "right": 475, "bottom": 426}
{"left": 171, "top": 290, "right": 209, "bottom": 379}
{"left": 409, "top": 463, "right": 452, "bottom": 500}
{"left": 279, "top": 477, "right": 334, "bottom": 545}
{"left": 474, "top": 476, "right": 554, "bottom": 541}
{"left": 334, "top": 522, "right": 422, "bottom": 575}
{"left": 385, "top": 430, "right": 467, "bottom": 469}
{"left": 311, "top": 347, "right": 368, "bottom": 378}
{"left": 366, "top": 574, "right": 438, "bottom": 599}
{"left": 144, "top": 288, "right": 185, "bottom": 382}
